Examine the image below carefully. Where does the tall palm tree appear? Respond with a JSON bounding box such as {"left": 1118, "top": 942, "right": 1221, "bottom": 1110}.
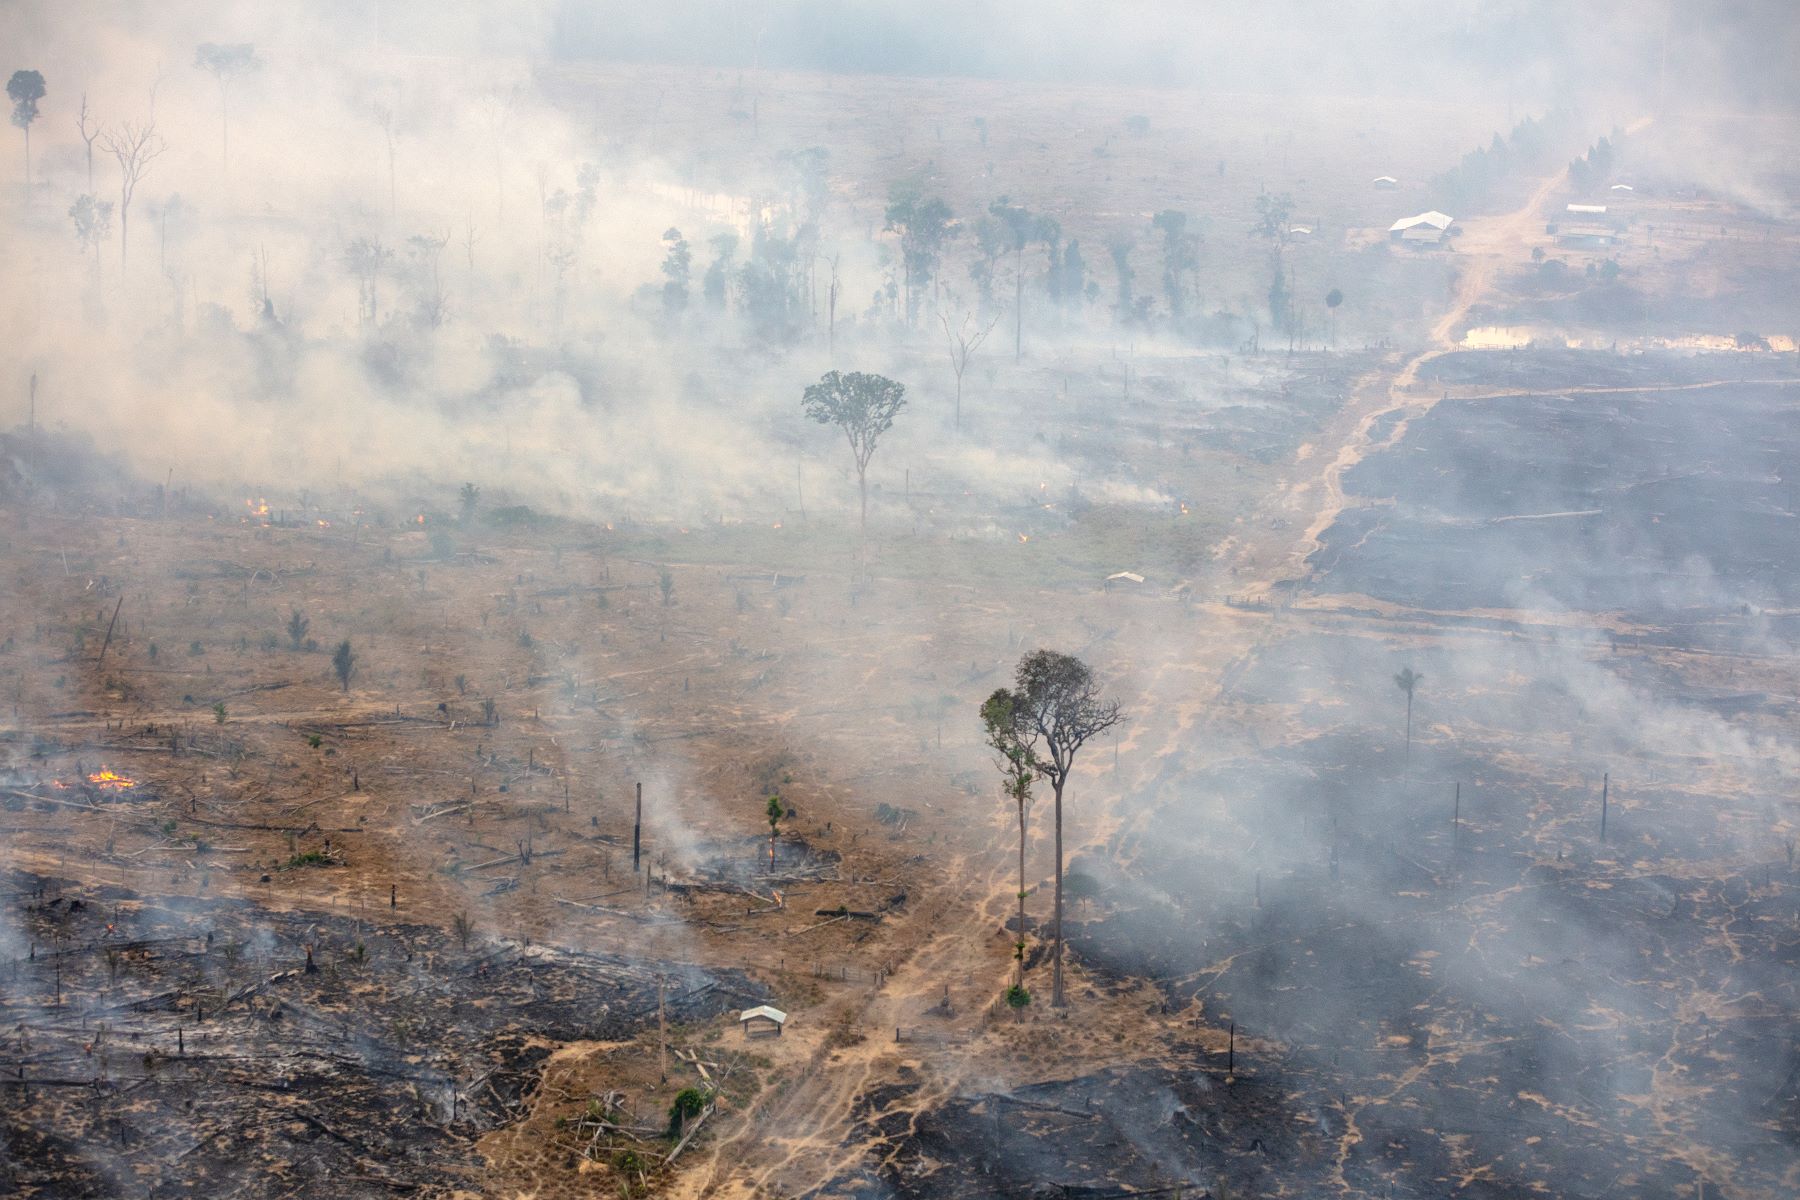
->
{"left": 1394, "top": 667, "right": 1422, "bottom": 762}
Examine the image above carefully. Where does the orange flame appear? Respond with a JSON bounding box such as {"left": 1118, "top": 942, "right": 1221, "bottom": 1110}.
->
{"left": 87, "top": 768, "right": 137, "bottom": 790}
{"left": 1018, "top": 533, "right": 1030, "bottom": 543}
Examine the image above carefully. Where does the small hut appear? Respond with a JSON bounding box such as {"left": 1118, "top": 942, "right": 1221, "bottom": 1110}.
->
{"left": 739, "top": 1004, "right": 787, "bottom": 1038}
{"left": 1105, "top": 570, "right": 1147, "bottom": 592}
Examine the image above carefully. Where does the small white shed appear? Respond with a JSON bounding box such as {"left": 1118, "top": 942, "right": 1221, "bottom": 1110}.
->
{"left": 739, "top": 1004, "right": 787, "bottom": 1037}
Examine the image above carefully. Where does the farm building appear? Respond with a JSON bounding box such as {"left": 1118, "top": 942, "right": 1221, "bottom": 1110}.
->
{"left": 1567, "top": 203, "right": 1608, "bottom": 215}
{"left": 1556, "top": 225, "right": 1617, "bottom": 248}
{"left": 1388, "top": 211, "right": 1454, "bottom": 241}
{"left": 739, "top": 1005, "right": 787, "bottom": 1037}
{"left": 1105, "top": 571, "right": 1147, "bottom": 591}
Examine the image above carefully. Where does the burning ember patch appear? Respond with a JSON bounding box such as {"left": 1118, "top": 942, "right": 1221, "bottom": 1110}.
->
{"left": 85, "top": 768, "right": 136, "bottom": 790}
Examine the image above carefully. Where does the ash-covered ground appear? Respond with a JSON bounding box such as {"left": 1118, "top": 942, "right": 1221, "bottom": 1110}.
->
{"left": 826, "top": 349, "right": 1800, "bottom": 1200}
{"left": 0, "top": 869, "right": 763, "bottom": 1197}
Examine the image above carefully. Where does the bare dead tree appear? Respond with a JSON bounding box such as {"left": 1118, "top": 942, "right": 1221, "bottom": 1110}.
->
{"left": 938, "top": 301, "right": 1001, "bottom": 433}
{"left": 1003, "top": 649, "right": 1123, "bottom": 1008}
{"left": 74, "top": 93, "right": 100, "bottom": 190}
{"left": 99, "top": 118, "right": 169, "bottom": 270}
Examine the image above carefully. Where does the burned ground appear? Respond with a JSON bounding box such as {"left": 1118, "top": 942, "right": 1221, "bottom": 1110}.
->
{"left": 0, "top": 868, "right": 762, "bottom": 1197}
{"left": 1311, "top": 365, "right": 1800, "bottom": 616}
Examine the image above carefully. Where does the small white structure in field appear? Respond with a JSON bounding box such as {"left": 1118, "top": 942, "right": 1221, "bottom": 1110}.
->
{"left": 1105, "top": 571, "right": 1146, "bottom": 591}
{"left": 739, "top": 1004, "right": 787, "bottom": 1037}
{"left": 1610, "top": 183, "right": 1635, "bottom": 193}
{"left": 1567, "top": 203, "right": 1608, "bottom": 215}
{"left": 1372, "top": 176, "right": 1399, "bottom": 190}
{"left": 1388, "top": 211, "right": 1454, "bottom": 241}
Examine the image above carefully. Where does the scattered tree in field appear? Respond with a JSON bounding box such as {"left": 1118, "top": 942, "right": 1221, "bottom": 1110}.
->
{"left": 99, "top": 119, "right": 168, "bottom": 269}
{"left": 1266, "top": 251, "right": 1291, "bottom": 337}
{"left": 884, "top": 180, "right": 954, "bottom": 324}
{"left": 660, "top": 227, "right": 691, "bottom": 315}
{"left": 343, "top": 236, "right": 392, "bottom": 325}
{"left": 702, "top": 231, "right": 737, "bottom": 309}
{"left": 1109, "top": 235, "right": 1137, "bottom": 324}
{"left": 7, "top": 69, "right": 45, "bottom": 194}
{"left": 801, "top": 371, "right": 906, "bottom": 554}
{"left": 667, "top": 1087, "right": 708, "bottom": 1137}
{"left": 406, "top": 230, "right": 450, "bottom": 328}
{"left": 988, "top": 197, "right": 1053, "bottom": 360}
{"left": 1254, "top": 192, "right": 1295, "bottom": 244}
{"left": 286, "top": 609, "right": 310, "bottom": 650}
{"left": 69, "top": 194, "right": 114, "bottom": 274}
{"left": 658, "top": 567, "right": 675, "bottom": 607}
{"left": 765, "top": 794, "right": 783, "bottom": 866}
{"left": 452, "top": 911, "right": 473, "bottom": 951}
{"left": 482, "top": 697, "right": 498, "bottom": 725}
{"left": 193, "top": 43, "right": 260, "bottom": 171}
{"left": 1325, "top": 287, "right": 1344, "bottom": 346}
{"left": 458, "top": 482, "right": 479, "bottom": 526}
{"left": 981, "top": 687, "right": 1037, "bottom": 990}
{"left": 938, "top": 301, "right": 1000, "bottom": 432}
{"left": 332, "top": 639, "right": 356, "bottom": 693}
{"left": 995, "top": 650, "right": 1123, "bottom": 1007}
{"left": 1151, "top": 209, "right": 1201, "bottom": 321}
{"left": 1394, "top": 666, "right": 1422, "bottom": 761}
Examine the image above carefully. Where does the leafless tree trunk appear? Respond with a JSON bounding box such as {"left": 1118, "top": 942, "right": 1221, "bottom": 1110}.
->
{"left": 75, "top": 95, "right": 99, "bottom": 190}
{"left": 939, "top": 305, "right": 1000, "bottom": 433}
{"left": 100, "top": 119, "right": 169, "bottom": 272}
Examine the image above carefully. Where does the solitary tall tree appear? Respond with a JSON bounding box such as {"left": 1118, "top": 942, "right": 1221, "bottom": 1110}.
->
{"left": 8, "top": 69, "right": 45, "bottom": 194}
{"left": 765, "top": 794, "right": 783, "bottom": 868}
{"left": 1394, "top": 666, "right": 1422, "bottom": 762}
{"left": 981, "top": 688, "right": 1037, "bottom": 995}
{"left": 1001, "top": 650, "right": 1123, "bottom": 1007}
{"left": 193, "top": 43, "right": 260, "bottom": 172}
{"left": 332, "top": 639, "right": 357, "bottom": 693}
{"left": 99, "top": 118, "right": 167, "bottom": 270}
{"left": 286, "top": 609, "right": 310, "bottom": 650}
{"left": 989, "top": 197, "right": 1051, "bottom": 361}
{"left": 800, "top": 371, "right": 906, "bottom": 557}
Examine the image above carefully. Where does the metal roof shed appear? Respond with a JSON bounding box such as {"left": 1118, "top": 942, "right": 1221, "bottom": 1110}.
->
{"left": 739, "top": 1005, "right": 787, "bottom": 1037}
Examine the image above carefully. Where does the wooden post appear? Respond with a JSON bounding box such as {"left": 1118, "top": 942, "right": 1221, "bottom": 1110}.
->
{"left": 1453, "top": 782, "right": 1461, "bottom": 851}
{"left": 1228, "top": 1022, "right": 1235, "bottom": 1076}
{"left": 658, "top": 975, "right": 668, "bottom": 1083}
{"left": 96, "top": 596, "right": 124, "bottom": 668}
{"left": 1600, "top": 773, "right": 1609, "bottom": 842}
{"left": 633, "top": 781, "right": 642, "bottom": 871}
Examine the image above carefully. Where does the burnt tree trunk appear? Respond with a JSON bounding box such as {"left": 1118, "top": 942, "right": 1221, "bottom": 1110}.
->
{"left": 1051, "top": 777, "right": 1066, "bottom": 1007}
